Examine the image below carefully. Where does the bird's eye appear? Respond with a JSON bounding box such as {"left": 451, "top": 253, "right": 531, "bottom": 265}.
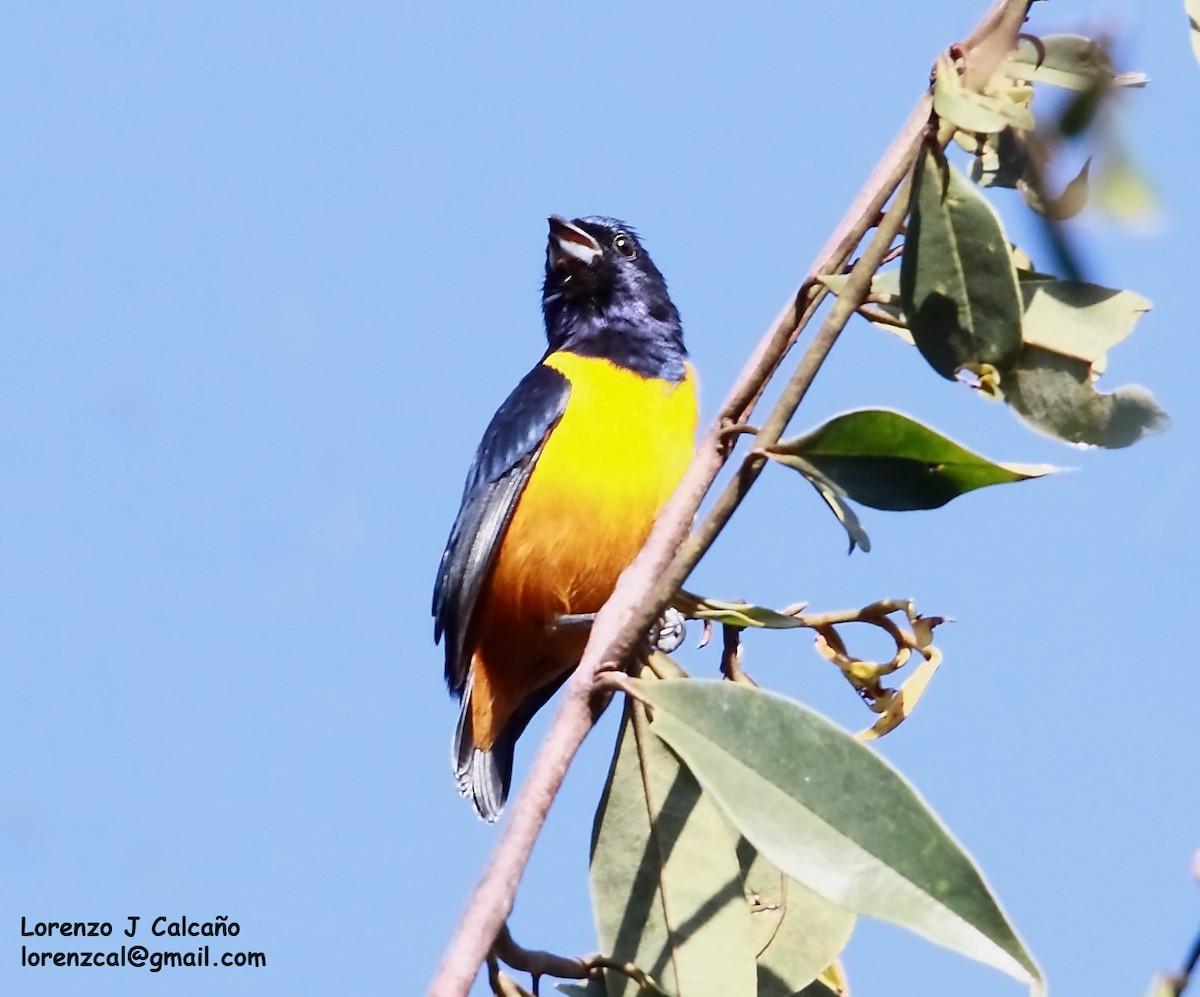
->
{"left": 613, "top": 232, "right": 637, "bottom": 260}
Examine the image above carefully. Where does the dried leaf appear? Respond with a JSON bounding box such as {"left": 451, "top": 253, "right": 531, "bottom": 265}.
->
{"left": 857, "top": 648, "right": 943, "bottom": 741}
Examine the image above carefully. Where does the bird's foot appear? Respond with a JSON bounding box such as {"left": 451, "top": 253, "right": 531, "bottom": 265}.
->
{"left": 551, "top": 609, "right": 686, "bottom": 654}
{"left": 650, "top": 607, "right": 687, "bottom": 654}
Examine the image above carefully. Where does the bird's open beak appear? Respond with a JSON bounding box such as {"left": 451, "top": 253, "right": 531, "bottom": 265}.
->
{"left": 547, "top": 216, "right": 602, "bottom": 270}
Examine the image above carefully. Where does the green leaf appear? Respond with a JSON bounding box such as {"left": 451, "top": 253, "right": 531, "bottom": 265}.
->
{"left": 1002, "top": 345, "right": 1168, "bottom": 448}
{"left": 763, "top": 452, "right": 871, "bottom": 554}
{"left": 1004, "top": 34, "right": 1148, "bottom": 90}
{"left": 767, "top": 409, "right": 1052, "bottom": 512}
{"left": 1019, "top": 158, "right": 1091, "bottom": 221}
{"left": 632, "top": 679, "right": 1043, "bottom": 989}
{"left": 590, "top": 704, "right": 758, "bottom": 997}
{"left": 900, "top": 146, "right": 1024, "bottom": 380}
{"left": 738, "top": 841, "right": 856, "bottom": 997}
{"left": 1020, "top": 279, "right": 1150, "bottom": 377}
{"left": 933, "top": 52, "right": 1034, "bottom": 134}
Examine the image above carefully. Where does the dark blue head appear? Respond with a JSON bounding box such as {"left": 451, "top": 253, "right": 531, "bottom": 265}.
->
{"left": 541, "top": 216, "right": 687, "bottom": 382}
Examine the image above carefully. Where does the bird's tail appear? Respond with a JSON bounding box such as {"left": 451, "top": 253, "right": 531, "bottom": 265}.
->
{"left": 452, "top": 681, "right": 513, "bottom": 824}
{"left": 451, "top": 671, "right": 571, "bottom": 822}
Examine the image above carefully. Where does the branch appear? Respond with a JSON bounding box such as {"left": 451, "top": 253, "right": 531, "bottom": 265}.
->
{"left": 1166, "top": 857, "right": 1200, "bottom": 997}
{"left": 719, "top": 625, "right": 756, "bottom": 686}
{"left": 491, "top": 923, "right": 666, "bottom": 995}
{"left": 491, "top": 923, "right": 594, "bottom": 984}
{"left": 427, "top": 4, "right": 1032, "bottom": 994}
{"left": 1175, "top": 924, "right": 1200, "bottom": 997}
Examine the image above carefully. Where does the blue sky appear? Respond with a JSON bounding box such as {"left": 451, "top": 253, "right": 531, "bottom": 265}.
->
{"left": 2, "top": 3, "right": 1196, "bottom": 996}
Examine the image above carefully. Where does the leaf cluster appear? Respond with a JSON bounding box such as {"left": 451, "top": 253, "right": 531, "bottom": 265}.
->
{"left": 822, "top": 35, "right": 1166, "bottom": 453}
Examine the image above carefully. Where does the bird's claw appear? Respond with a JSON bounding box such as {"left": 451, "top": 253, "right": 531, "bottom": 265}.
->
{"left": 552, "top": 609, "right": 686, "bottom": 655}
{"left": 651, "top": 607, "right": 687, "bottom": 654}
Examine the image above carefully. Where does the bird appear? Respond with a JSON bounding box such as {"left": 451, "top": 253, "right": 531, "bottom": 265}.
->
{"left": 433, "top": 215, "right": 698, "bottom": 821}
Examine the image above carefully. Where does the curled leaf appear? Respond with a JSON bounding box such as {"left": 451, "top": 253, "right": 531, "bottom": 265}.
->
{"left": 857, "top": 647, "right": 943, "bottom": 741}
{"left": 1019, "top": 158, "right": 1091, "bottom": 220}
{"left": 911, "top": 615, "right": 947, "bottom": 651}
{"left": 758, "top": 448, "right": 872, "bottom": 554}
{"left": 1004, "top": 34, "right": 1147, "bottom": 90}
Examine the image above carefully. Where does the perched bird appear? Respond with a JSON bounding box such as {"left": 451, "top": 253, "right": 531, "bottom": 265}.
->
{"left": 433, "top": 215, "right": 697, "bottom": 821}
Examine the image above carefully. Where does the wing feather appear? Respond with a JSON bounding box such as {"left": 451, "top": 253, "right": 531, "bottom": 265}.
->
{"left": 433, "top": 363, "right": 570, "bottom": 693}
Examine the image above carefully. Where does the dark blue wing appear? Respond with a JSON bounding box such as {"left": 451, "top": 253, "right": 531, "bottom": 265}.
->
{"left": 433, "top": 362, "right": 571, "bottom": 694}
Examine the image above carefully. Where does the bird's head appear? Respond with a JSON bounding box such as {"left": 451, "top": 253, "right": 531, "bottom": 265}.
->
{"left": 541, "top": 215, "right": 685, "bottom": 376}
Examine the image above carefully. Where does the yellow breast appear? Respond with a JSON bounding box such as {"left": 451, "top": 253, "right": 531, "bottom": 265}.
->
{"left": 500, "top": 351, "right": 697, "bottom": 611}
{"left": 467, "top": 352, "right": 698, "bottom": 746}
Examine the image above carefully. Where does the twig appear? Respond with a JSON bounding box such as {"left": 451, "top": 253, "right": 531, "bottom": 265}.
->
{"left": 858, "top": 303, "right": 909, "bottom": 329}
{"left": 661, "top": 169, "right": 913, "bottom": 586}
{"left": 1167, "top": 920, "right": 1200, "bottom": 996}
{"left": 719, "top": 421, "right": 762, "bottom": 441}
{"left": 719, "top": 624, "right": 757, "bottom": 686}
{"left": 491, "top": 921, "right": 666, "bottom": 995}
{"left": 426, "top": 4, "right": 1033, "bottom": 994}
{"left": 645, "top": 649, "right": 689, "bottom": 680}
{"left": 491, "top": 923, "right": 591, "bottom": 986}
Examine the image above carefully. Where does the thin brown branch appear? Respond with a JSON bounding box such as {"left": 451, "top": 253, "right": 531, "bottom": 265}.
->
{"left": 1168, "top": 916, "right": 1200, "bottom": 997}
{"left": 719, "top": 421, "right": 762, "bottom": 441}
{"left": 719, "top": 624, "right": 757, "bottom": 686}
{"left": 426, "top": 4, "right": 1033, "bottom": 994}
{"left": 645, "top": 649, "right": 689, "bottom": 680}
{"left": 484, "top": 954, "right": 504, "bottom": 994}
{"left": 662, "top": 170, "right": 913, "bottom": 588}
{"left": 494, "top": 923, "right": 669, "bottom": 997}
{"left": 858, "top": 303, "right": 909, "bottom": 328}
{"left": 491, "top": 923, "right": 593, "bottom": 985}
{"left": 792, "top": 598, "right": 918, "bottom": 629}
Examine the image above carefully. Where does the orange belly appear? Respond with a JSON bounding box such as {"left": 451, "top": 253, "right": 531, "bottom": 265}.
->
{"left": 467, "top": 352, "right": 697, "bottom": 749}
